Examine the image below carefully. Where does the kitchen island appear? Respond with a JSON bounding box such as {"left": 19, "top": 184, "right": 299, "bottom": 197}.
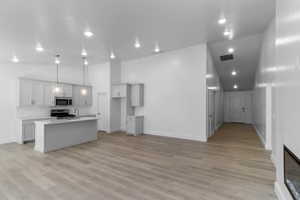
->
{"left": 34, "top": 117, "right": 98, "bottom": 153}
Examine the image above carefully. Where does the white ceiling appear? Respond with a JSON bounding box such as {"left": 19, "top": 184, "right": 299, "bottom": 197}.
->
{"left": 209, "top": 34, "right": 264, "bottom": 91}
{"left": 0, "top": 0, "right": 275, "bottom": 66}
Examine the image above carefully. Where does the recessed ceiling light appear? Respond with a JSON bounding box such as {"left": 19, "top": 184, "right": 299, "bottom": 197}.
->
{"left": 233, "top": 84, "right": 238, "bottom": 89}
{"left": 135, "top": 39, "right": 141, "bottom": 48}
{"left": 228, "top": 48, "right": 235, "bottom": 53}
{"left": 11, "top": 55, "right": 19, "bottom": 63}
{"left": 35, "top": 43, "right": 44, "bottom": 52}
{"left": 110, "top": 51, "right": 116, "bottom": 59}
{"left": 231, "top": 70, "right": 237, "bottom": 76}
{"left": 84, "top": 31, "right": 94, "bottom": 38}
{"left": 224, "top": 29, "right": 231, "bottom": 36}
{"left": 154, "top": 44, "right": 160, "bottom": 53}
{"left": 218, "top": 17, "right": 227, "bottom": 25}
{"left": 81, "top": 49, "right": 87, "bottom": 57}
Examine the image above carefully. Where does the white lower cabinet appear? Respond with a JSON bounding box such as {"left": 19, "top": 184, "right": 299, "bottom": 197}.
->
{"left": 126, "top": 116, "right": 144, "bottom": 136}
{"left": 22, "top": 121, "right": 35, "bottom": 142}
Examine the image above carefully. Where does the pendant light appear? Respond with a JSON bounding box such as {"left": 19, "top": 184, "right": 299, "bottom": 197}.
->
{"left": 81, "top": 56, "right": 88, "bottom": 96}
{"left": 53, "top": 54, "right": 61, "bottom": 94}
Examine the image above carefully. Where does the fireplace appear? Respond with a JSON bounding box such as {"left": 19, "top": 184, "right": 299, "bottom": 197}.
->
{"left": 284, "top": 146, "right": 300, "bottom": 200}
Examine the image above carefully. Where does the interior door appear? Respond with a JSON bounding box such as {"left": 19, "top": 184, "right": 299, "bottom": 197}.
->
{"left": 207, "top": 90, "right": 216, "bottom": 138}
{"left": 97, "top": 92, "right": 107, "bottom": 131}
{"left": 228, "top": 92, "right": 252, "bottom": 124}
{"left": 241, "top": 93, "right": 252, "bottom": 124}
{"left": 229, "top": 94, "right": 243, "bottom": 123}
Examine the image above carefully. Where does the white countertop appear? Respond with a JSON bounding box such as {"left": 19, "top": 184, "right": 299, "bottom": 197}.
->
{"left": 35, "top": 116, "right": 98, "bottom": 125}
{"left": 18, "top": 114, "right": 97, "bottom": 121}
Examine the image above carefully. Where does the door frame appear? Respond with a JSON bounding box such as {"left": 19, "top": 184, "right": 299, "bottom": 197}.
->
{"left": 97, "top": 92, "right": 108, "bottom": 132}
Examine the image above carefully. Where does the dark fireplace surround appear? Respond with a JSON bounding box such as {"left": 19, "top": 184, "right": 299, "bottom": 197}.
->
{"left": 284, "top": 145, "right": 300, "bottom": 200}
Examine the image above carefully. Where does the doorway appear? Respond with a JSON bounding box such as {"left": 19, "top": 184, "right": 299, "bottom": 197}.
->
{"left": 97, "top": 92, "right": 108, "bottom": 131}
{"left": 224, "top": 91, "right": 252, "bottom": 124}
{"left": 207, "top": 89, "right": 216, "bottom": 138}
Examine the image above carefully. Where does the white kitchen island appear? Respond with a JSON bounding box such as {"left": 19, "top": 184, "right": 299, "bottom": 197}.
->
{"left": 34, "top": 117, "right": 98, "bottom": 153}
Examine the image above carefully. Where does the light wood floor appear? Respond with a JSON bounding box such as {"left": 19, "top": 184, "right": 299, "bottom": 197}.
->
{"left": 0, "top": 123, "right": 276, "bottom": 200}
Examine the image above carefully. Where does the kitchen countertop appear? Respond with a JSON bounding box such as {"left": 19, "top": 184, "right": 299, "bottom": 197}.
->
{"left": 18, "top": 114, "right": 97, "bottom": 121}
{"left": 34, "top": 116, "right": 98, "bottom": 125}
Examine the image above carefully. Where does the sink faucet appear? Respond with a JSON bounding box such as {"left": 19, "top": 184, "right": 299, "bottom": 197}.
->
{"left": 74, "top": 108, "right": 79, "bottom": 117}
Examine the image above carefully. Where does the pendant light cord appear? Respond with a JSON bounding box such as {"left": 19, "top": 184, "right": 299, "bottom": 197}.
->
{"left": 56, "top": 63, "right": 59, "bottom": 84}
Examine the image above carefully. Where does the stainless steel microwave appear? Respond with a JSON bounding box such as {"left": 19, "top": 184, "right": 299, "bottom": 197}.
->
{"left": 55, "top": 97, "right": 73, "bottom": 106}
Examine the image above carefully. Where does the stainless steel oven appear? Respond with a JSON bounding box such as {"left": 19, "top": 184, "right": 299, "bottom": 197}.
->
{"left": 55, "top": 97, "right": 73, "bottom": 106}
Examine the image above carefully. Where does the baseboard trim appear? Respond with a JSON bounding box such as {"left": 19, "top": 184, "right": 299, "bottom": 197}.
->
{"left": 271, "top": 153, "right": 276, "bottom": 166}
{"left": 275, "top": 181, "right": 288, "bottom": 200}
{"left": 253, "top": 125, "right": 267, "bottom": 148}
{"left": 0, "top": 137, "right": 15, "bottom": 145}
{"left": 216, "top": 122, "right": 223, "bottom": 131}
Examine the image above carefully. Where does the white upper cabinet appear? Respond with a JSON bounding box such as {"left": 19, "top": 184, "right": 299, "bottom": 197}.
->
{"left": 62, "top": 84, "right": 73, "bottom": 97}
{"left": 131, "top": 84, "right": 144, "bottom": 107}
{"left": 19, "top": 79, "right": 33, "bottom": 107}
{"left": 54, "top": 84, "right": 73, "bottom": 98}
{"left": 18, "top": 78, "right": 92, "bottom": 108}
{"left": 31, "top": 81, "right": 45, "bottom": 106}
{"left": 72, "top": 85, "right": 92, "bottom": 107}
{"left": 44, "top": 83, "right": 55, "bottom": 106}
{"left": 112, "top": 84, "right": 128, "bottom": 98}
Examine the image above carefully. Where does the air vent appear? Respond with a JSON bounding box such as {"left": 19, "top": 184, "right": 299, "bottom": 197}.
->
{"left": 220, "top": 54, "right": 234, "bottom": 61}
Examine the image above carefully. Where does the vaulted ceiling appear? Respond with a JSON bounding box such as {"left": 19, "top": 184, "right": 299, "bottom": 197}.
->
{"left": 0, "top": 0, "right": 275, "bottom": 67}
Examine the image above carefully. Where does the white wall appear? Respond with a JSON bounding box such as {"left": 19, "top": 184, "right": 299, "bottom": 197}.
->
{"left": 253, "top": 20, "right": 275, "bottom": 151}
{"left": 121, "top": 44, "right": 207, "bottom": 141}
{"left": 0, "top": 63, "right": 84, "bottom": 144}
{"left": 206, "top": 48, "right": 223, "bottom": 131}
{"left": 110, "top": 59, "right": 122, "bottom": 132}
{"left": 273, "top": 1, "right": 300, "bottom": 199}
{"left": 88, "top": 62, "right": 110, "bottom": 131}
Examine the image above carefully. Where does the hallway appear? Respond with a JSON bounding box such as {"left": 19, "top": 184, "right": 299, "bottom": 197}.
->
{"left": 208, "top": 123, "right": 276, "bottom": 199}
{"left": 208, "top": 123, "right": 264, "bottom": 149}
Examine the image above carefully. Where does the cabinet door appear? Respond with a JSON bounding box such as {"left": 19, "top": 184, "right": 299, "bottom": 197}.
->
{"left": 72, "top": 85, "right": 92, "bottom": 107}
{"left": 86, "top": 87, "right": 93, "bottom": 106}
{"left": 19, "top": 79, "right": 33, "bottom": 106}
{"left": 112, "top": 85, "right": 121, "bottom": 98}
{"left": 81, "top": 86, "right": 92, "bottom": 106}
{"left": 23, "top": 123, "right": 35, "bottom": 141}
{"left": 62, "top": 84, "right": 73, "bottom": 97}
{"left": 131, "top": 84, "right": 144, "bottom": 107}
{"left": 32, "top": 81, "right": 44, "bottom": 106}
{"left": 44, "top": 83, "right": 55, "bottom": 106}
{"left": 126, "top": 116, "right": 135, "bottom": 134}
{"left": 72, "top": 86, "right": 82, "bottom": 106}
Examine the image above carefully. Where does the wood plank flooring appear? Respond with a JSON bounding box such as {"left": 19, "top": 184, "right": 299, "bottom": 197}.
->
{"left": 0, "top": 123, "right": 276, "bottom": 200}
